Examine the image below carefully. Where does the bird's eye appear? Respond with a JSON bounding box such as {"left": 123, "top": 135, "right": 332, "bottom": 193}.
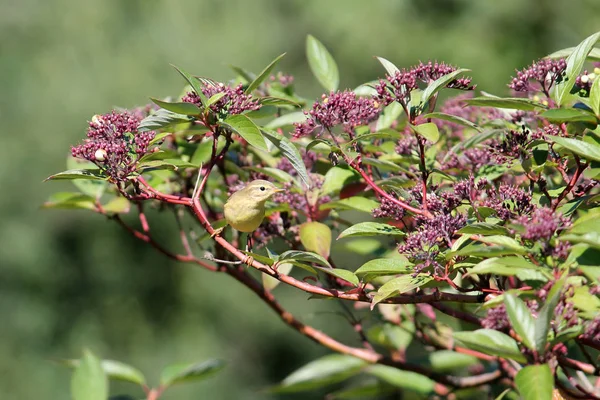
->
{"left": 260, "top": 186, "right": 266, "bottom": 191}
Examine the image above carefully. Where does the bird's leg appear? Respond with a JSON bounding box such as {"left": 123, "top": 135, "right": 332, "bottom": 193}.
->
{"left": 210, "top": 226, "right": 224, "bottom": 238}
{"left": 242, "top": 234, "right": 254, "bottom": 266}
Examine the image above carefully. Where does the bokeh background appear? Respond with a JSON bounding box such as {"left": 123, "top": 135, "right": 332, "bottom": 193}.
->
{"left": 2, "top": 0, "right": 599, "bottom": 398}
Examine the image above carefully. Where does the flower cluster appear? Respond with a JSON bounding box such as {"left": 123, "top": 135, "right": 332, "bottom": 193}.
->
{"left": 488, "top": 128, "right": 542, "bottom": 165}
{"left": 483, "top": 184, "right": 533, "bottom": 221}
{"left": 376, "top": 61, "right": 475, "bottom": 106}
{"left": 509, "top": 58, "right": 566, "bottom": 93}
{"left": 398, "top": 213, "right": 467, "bottom": 273}
{"left": 71, "top": 111, "right": 155, "bottom": 182}
{"left": 272, "top": 174, "right": 331, "bottom": 214}
{"left": 513, "top": 207, "right": 570, "bottom": 242}
{"left": 269, "top": 72, "right": 294, "bottom": 88}
{"left": 182, "top": 82, "right": 260, "bottom": 116}
{"left": 372, "top": 196, "right": 405, "bottom": 221}
{"left": 293, "top": 91, "right": 380, "bottom": 138}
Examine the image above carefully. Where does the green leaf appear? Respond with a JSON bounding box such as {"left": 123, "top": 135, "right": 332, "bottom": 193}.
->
{"left": 453, "top": 329, "right": 527, "bottom": 362}
{"left": 428, "top": 350, "right": 479, "bottom": 372}
{"left": 42, "top": 192, "right": 96, "bottom": 211}
{"left": 137, "top": 159, "right": 197, "bottom": 172}
{"left": 260, "top": 96, "right": 301, "bottom": 108}
{"left": 320, "top": 197, "right": 380, "bottom": 214}
{"left": 101, "top": 197, "right": 130, "bottom": 214}
{"left": 422, "top": 112, "right": 482, "bottom": 132}
{"left": 376, "top": 56, "right": 400, "bottom": 76}
{"left": 376, "top": 102, "right": 403, "bottom": 131}
{"left": 420, "top": 68, "right": 471, "bottom": 109}
{"left": 265, "top": 111, "right": 308, "bottom": 129}
{"left": 371, "top": 274, "right": 433, "bottom": 308}
{"left": 590, "top": 72, "right": 600, "bottom": 115}
{"left": 550, "top": 135, "right": 600, "bottom": 162}
{"left": 312, "top": 265, "right": 359, "bottom": 286}
{"left": 205, "top": 92, "right": 227, "bottom": 108}
{"left": 299, "top": 221, "right": 332, "bottom": 259}
{"left": 463, "top": 97, "right": 547, "bottom": 111}
{"left": 411, "top": 122, "right": 440, "bottom": 143}
{"left": 321, "top": 166, "right": 360, "bottom": 195}
{"left": 306, "top": 138, "right": 331, "bottom": 152}
{"left": 328, "top": 380, "right": 396, "bottom": 399}
{"left": 555, "top": 32, "right": 600, "bottom": 106}
{"left": 338, "top": 222, "right": 405, "bottom": 239}
{"left": 504, "top": 293, "right": 536, "bottom": 350}
{"left": 221, "top": 114, "right": 268, "bottom": 151}
{"left": 151, "top": 98, "right": 202, "bottom": 116}
{"left": 171, "top": 64, "right": 208, "bottom": 106}
{"left": 245, "top": 53, "right": 286, "bottom": 94}
{"left": 271, "top": 355, "right": 366, "bottom": 393}
{"left": 540, "top": 108, "right": 598, "bottom": 124}
{"left": 279, "top": 250, "right": 331, "bottom": 268}
{"left": 262, "top": 262, "right": 293, "bottom": 291}
{"left": 261, "top": 129, "right": 310, "bottom": 187}
{"left": 546, "top": 46, "right": 600, "bottom": 61}
{"left": 71, "top": 350, "right": 108, "bottom": 400}
{"left": 515, "top": 364, "right": 553, "bottom": 400}
{"left": 354, "top": 257, "right": 412, "bottom": 282}
{"left": 467, "top": 256, "right": 541, "bottom": 277}
{"left": 535, "top": 276, "right": 566, "bottom": 354}
{"left": 139, "top": 109, "right": 190, "bottom": 132}
{"left": 366, "top": 365, "right": 435, "bottom": 394}
{"left": 457, "top": 223, "right": 509, "bottom": 236}
{"left": 45, "top": 169, "right": 106, "bottom": 182}
{"left": 160, "top": 359, "right": 225, "bottom": 387}
{"left": 306, "top": 35, "right": 339, "bottom": 92}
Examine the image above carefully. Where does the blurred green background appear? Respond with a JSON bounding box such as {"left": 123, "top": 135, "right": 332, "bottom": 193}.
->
{"left": 1, "top": 0, "right": 599, "bottom": 398}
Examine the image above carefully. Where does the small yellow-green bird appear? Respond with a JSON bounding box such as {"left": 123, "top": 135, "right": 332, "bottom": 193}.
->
{"left": 223, "top": 179, "right": 283, "bottom": 233}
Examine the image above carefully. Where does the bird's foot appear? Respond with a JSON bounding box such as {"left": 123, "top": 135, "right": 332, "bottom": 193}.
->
{"left": 242, "top": 255, "right": 254, "bottom": 266}
{"left": 210, "top": 227, "right": 224, "bottom": 238}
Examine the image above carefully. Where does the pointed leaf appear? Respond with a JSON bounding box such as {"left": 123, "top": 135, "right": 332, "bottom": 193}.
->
{"left": 46, "top": 169, "right": 106, "bottom": 181}
{"left": 321, "top": 166, "right": 360, "bottom": 195}
{"left": 535, "top": 276, "right": 566, "bottom": 354}
{"left": 71, "top": 350, "right": 108, "bottom": 400}
{"left": 171, "top": 65, "right": 207, "bottom": 105}
{"left": 246, "top": 53, "right": 286, "bottom": 94}
{"left": 139, "top": 109, "right": 190, "bottom": 132}
{"left": 590, "top": 72, "right": 600, "bottom": 115}
{"left": 205, "top": 92, "right": 227, "bottom": 108}
{"left": 422, "top": 112, "right": 482, "bottom": 132}
{"left": 221, "top": 114, "right": 268, "bottom": 151}
{"left": 338, "top": 222, "right": 405, "bottom": 239}
{"left": 262, "top": 129, "right": 310, "bottom": 186}
{"left": 271, "top": 355, "right": 366, "bottom": 393}
{"left": 550, "top": 135, "right": 600, "bottom": 162}
{"left": 376, "top": 57, "right": 400, "bottom": 76}
{"left": 279, "top": 250, "right": 331, "bottom": 268}
{"left": 262, "top": 262, "right": 293, "bottom": 291}
{"left": 320, "top": 197, "right": 379, "bottom": 214}
{"left": 515, "top": 364, "right": 553, "bottom": 400}
{"left": 411, "top": 122, "right": 440, "bottom": 143}
{"left": 453, "top": 329, "right": 527, "bottom": 362}
{"left": 371, "top": 274, "right": 433, "bottom": 308}
{"left": 313, "top": 265, "right": 359, "bottom": 286}
{"left": 101, "top": 197, "right": 131, "bottom": 214}
{"left": 366, "top": 365, "right": 435, "bottom": 394}
{"left": 42, "top": 192, "right": 96, "bottom": 211}
{"left": 504, "top": 293, "right": 536, "bottom": 350}
{"left": 457, "top": 223, "right": 509, "bottom": 235}
{"left": 151, "top": 98, "right": 202, "bottom": 116}
{"left": 376, "top": 102, "right": 403, "bottom": 131}
{"left": 463, "top": 97, "right": 547, "bottom": 111}
{"left": 160, "top": 359, "right": 225, "bottom": 387}
{"left": 555, "top": 32, "right": 600, "bottom": 106}
{"left": 540, "top": 108, "right": 598, "bottom": 124}
{"left": 299, "top": 221, "right": 332, "bottom": 259}
{"left": 355, "top": 258, "right": 412, "bottom": 282}
{"left": 420, "top": 68, "right": 471, "bottom": 108}
{"left": 306, "top": 35, "right": 339, "bottom": 92}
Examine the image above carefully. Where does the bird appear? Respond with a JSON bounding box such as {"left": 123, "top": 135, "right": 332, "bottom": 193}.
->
{"left": 212, "top": 180, "right": 283, "bottom": 253}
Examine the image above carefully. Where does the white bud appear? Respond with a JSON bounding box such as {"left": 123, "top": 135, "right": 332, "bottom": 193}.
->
{"left": 588, "top": 73, "right": 596, "bottom": 81}
{"left": 594, "top": 67, "right": 600, "bottom": 76}
{"left": 580, "top": 74, "right": 589, "bottom": 84}
{"left": 91, "top": 114, "right": 103, "bottom": 124}
{"left": 94, "top": 149, "right": 107, "bottom": 162}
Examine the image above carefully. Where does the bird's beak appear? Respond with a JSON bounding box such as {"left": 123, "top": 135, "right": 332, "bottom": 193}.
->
{"left": 274, "top": 188, "right": 285, "bottom": 193}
